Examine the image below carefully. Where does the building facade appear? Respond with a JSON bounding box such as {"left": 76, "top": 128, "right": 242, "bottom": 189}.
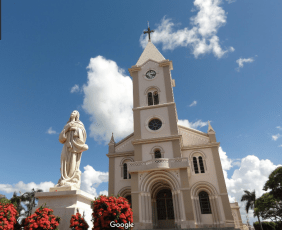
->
{"left": 107, "top": 40, "right": 243, "bottom": 229}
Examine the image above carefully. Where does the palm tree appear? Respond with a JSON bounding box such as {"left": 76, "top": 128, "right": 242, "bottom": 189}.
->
{"left": 241, "top": 190, "right": 263, "bottom": 230}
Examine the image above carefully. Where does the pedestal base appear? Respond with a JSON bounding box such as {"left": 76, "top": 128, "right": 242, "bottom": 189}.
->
{"left": 34, "top": 189, "right": 94, "bottom": 230}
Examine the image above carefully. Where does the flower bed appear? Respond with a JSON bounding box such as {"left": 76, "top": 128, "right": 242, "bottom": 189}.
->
{"left": 92, "top": 195, "right": 133, "bottom": 230}
{"left": 22, "top": 205, "right": 60, "bottom": 230}
{"left": 70, "top": 212, "right": 89, "bottom": 230}
{"left": 0, "top": 201, "right": 18, "bottom": 230}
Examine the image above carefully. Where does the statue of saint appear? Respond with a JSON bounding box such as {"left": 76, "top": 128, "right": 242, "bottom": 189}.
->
{"left": 55, "top": 110, "right": 88, "bottom": 189}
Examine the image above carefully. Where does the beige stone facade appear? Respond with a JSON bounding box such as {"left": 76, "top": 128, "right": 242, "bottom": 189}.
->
{"left": 107, "top": 41, "right": 242, "bottom": 229}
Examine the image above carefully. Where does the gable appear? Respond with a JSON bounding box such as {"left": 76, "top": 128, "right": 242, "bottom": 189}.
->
{"left": 178, "top": 125, "right": 210, "bottom": 147}
{"left": 115, "top": 133, "right": 134, "bottom": 153}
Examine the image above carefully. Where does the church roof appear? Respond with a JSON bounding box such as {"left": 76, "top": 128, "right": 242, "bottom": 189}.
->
{"left": 136, "top": 41, "right": 166, "bottom": 66}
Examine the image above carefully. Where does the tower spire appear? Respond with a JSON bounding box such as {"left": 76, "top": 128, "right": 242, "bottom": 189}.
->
{"left": 108, "top": 132, "right": 115, "bottom": 145}
{"left": 143, "top": 22, "right": 154, "bottom": 42}
{"left": 207, "top": 121, "right": 215, "bottom": 134}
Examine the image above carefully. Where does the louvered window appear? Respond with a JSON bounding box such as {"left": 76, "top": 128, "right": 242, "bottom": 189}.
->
{"left": 153, "top": 91, "right": 159, "bottom": 105}
{"left": 199, "top": 156, "right": 205, "bottom": 173}
{"left": 148, "top": 92, "right": 153, "bottom": 106}
{"left": 193, "top": 157, "right": 199, "bottom": 174}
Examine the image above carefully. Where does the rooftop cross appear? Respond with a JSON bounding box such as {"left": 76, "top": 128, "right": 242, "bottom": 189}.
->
{"left": 143, "top": 21, "right": 154, "bottom": 41}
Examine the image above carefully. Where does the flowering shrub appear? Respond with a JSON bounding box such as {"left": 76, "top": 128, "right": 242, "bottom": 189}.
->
{"left": 22, "top": 204, "right": 60, "bottom": 230}
{"left": 70, "top": 212, "right": 89, "bottom": 230}
{"left": 0, "top": 200, "right": 18, "bottom": 230}
{"left": 92, "top": 195, "right": 133, "bottom": 230}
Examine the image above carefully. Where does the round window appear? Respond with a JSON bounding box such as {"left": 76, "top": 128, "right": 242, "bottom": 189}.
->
{"left": 148, "top": 119, "right": 162, "bottom": 131}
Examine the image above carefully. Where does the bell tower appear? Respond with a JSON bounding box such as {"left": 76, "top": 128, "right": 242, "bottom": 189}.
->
{"left": 128, "top": 27, "right": 181, "bottom": 162}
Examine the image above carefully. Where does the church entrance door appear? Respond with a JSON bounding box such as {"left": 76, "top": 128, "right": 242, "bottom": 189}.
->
{"left": 156, "top": 189, "right": 175, "bottom": 229}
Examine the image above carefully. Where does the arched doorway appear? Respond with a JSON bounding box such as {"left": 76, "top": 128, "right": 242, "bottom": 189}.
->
{"left": 156, "top": 189, "right": 175, "bottom": 229}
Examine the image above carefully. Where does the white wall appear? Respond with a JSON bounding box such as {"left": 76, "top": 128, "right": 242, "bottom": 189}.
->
{"left": 140, "top": 107, "right": 171, "bottom": 139}
{"left": 141, "top": 141, "right": 174, "bottom": 161}
{"left": 114, "top": 156, "right": 133, "bottom": 195}
{"left": 138, "top": 61, "right": 167, "bottom": 107}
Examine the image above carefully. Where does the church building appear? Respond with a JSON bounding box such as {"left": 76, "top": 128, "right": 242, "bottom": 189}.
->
{"left": 107, "top": 28, "right": 243, "bottom": 229}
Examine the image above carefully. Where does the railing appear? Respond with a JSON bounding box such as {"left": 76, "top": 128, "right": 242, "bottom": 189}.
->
{"left": 128, "top": 158, "right": 189, "bottom": 173}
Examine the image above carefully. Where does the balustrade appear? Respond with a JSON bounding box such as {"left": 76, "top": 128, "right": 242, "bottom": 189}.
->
{"left": 128, "top": 158, "right": 189, "bottom": 173}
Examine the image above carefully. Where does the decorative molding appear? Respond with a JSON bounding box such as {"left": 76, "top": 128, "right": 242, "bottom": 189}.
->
{"left": 128, "top": 66, "right": 141, "bottom": 76}
{"left": 132, "top": 135, "right": 182, "bottom": 145}
{"left": 132, "top": 102, "right": 175, "bottom": 111}
{"left": 115, "top": 132, "right": 134, "bottom": 148}
{"left": 178, "top": 125, "right": 209, "bottom": 137}
{"left": 181, "top": 142, "right": 220, "bottom": 151}
{"left": 106, "top": 151, "right": 134, "bottom": 158}
{"left": 159, "top": 60, "right": 173, "bottom": 70}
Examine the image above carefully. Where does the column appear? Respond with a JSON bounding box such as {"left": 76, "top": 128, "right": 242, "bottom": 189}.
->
{"left": 172, "top": 191, "right": 179, "bottom": 223}
{"left": 148, "top": 194, "right": 152, "bottom": 223}
{"left": 195, "top": 196, "right": 202, "bottom": 226}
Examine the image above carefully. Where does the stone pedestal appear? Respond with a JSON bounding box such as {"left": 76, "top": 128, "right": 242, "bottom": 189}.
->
{"left": 33, "top": 189, "right": 94, "bottom": 230}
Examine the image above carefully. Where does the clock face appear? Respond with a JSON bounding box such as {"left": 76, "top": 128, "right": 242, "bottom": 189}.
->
{"left": 145, "top": 70, "right": 156, "bottom": 79}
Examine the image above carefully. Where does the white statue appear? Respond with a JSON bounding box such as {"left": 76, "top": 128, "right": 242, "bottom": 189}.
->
{"left": 55, "top": 110, "right": 88, "bottom": 189}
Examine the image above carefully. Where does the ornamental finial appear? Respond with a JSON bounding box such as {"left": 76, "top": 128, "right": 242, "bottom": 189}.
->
{"left": 143, "top": 21, "right": 154, "bottom": 41}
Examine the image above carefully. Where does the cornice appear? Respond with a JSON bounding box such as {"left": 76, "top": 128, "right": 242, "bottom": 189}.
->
{"left": 159, "top": 60, "right": 173, "bottom": 70}
{"left": 128, "top": 66, "right": 141, "bottom": 76}
{"left": 132, "top": 135, "right": 182, "bottom": 145}
{"left": 115, "top": 132, "right": 134, "bottom": 147}
{"left": 132, "top": 102, "right": 175, "bottom": 111}
{"left": 178, "top": 124, "right": 209, "bottom": 137}
{"left": 181, "top": 142, "right": 220, "bottom": 151}
{"left": 106, "top": 151, "right": 134, "bottom": 158}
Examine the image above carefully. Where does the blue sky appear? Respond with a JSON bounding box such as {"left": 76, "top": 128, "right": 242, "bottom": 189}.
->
{"left": 1, "top": 0, "right": 281, "bottom": 225}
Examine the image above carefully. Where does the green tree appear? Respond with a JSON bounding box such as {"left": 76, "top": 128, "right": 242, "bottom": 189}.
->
{"left": 254, "top": 192, "right": 282, "bottom": 222}
{"left": 10, "top": 192, "right": 25, "bottom": 217}
{"left": 263, "top": 166, "right": 282, "bottom": 201}
{"left": 241, "top": 190, "right": 263, "bottom": 230}
{"left": 21, "top": 188, "right": 43, "bottom": 217}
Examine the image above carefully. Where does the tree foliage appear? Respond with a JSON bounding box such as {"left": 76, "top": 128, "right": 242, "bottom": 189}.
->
{"left": 263, "top": 166, "right": 282, "bottom": 201}
{"left": 241, "top": 190, "right": 263, "bottom": 230}
{"left": 255, "top": 192, "right": 282, "bottom": 222}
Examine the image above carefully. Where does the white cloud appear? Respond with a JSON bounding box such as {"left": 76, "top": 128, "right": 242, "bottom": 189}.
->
{"left": 99, "top": 190, "right": 108, "bottom": 196}
{"left": 70, "top": 84, "right": 80, "bottom": 93}
{"left": 0, "top": 166, "right": 108, "bottom": 198}
{"left": 189, "top": 100, "right": 197, "bottom": 107}
{"left": 276, "top": 126, "right": 282, "bottom": 130}
{"left": 279, "top": 145, "right": 282, "bottom": 147}
{"left": 46, "top": 127, "right": 57, "bottom": 135}
{"left": 82, "top": 56, "right": 133, "bottom": 143}
{"left": 140, "top": 0, "right": 234, "bottom": 58}
{"left": 236, "top": 57, "right": 254, "bottom": 71}
{"left": 80, "top": 165, "right": 108, "bottom": 197}
{"left": 178, "top": 119, "right": 208, "bottom": 130}
{"left": 0, "top": 181, "right": 55, "bottom": 194}
{"left": 218, "top": 148, "right": 282, "bottom": 225}
{"left": 272, "top": 133, "right": 281, "bottom": 141}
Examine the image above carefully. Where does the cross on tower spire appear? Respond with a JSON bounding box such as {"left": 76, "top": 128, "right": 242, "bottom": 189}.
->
{"left": 143, "top": 21, "right": 154, "bottom": 41}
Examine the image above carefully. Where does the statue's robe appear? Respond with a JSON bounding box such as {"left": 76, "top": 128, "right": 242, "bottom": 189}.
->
{"left": 57, "top": 120, "right": 88, "bottom": 188}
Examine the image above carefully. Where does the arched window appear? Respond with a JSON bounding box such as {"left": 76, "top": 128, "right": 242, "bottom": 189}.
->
{"left": 199, "top": 156, "right": 205, "bottom": 173}
{"left": 199, "top": 191, "right": 212, "bottom": 214}
{"left": 193, "top": 157, "right": 199, "bottom": 174}
{"left": 121, "top": 159, "right": 132, "bottom": 179}
{"left": 147, "top": 90, "right": 159, "bottom": 106}
{"left": 192, "top": 155, "right": 206, "bottom": 174}
{"left": 154, "top": 150, "right": 161, "bottom": 158}
{"left": 123, "top": 163, "right": 128, "bottom": 179}
{"left": 153, "top": 91, "right": 159, "bottom": 105}
{"left": 148, "top": 92, "right": 153, "bottom": 106}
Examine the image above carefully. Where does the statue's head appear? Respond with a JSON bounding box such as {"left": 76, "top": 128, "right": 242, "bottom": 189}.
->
{"left": 68, "top": 110, "right": 80, "bottom": 122}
